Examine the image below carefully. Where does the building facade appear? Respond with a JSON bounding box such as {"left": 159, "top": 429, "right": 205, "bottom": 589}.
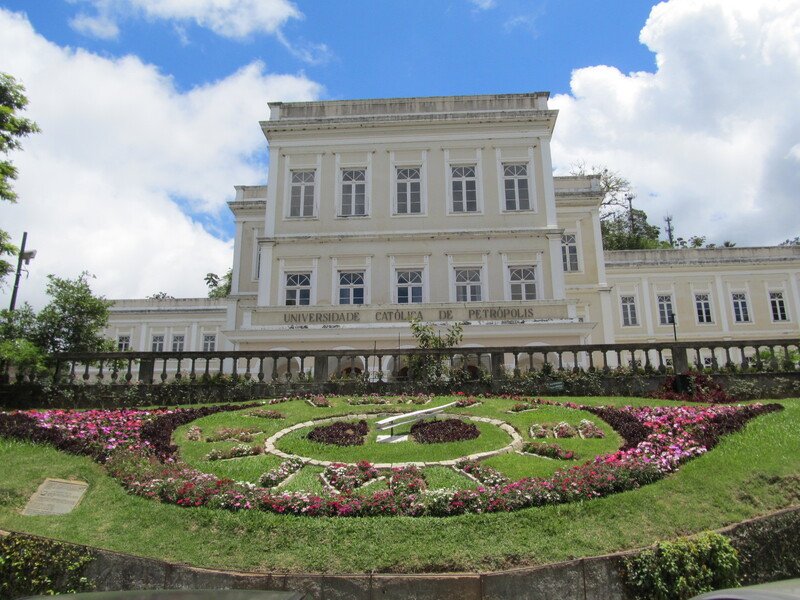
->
{"left": 105, "top": 93, "right": 800, "bottom": 363}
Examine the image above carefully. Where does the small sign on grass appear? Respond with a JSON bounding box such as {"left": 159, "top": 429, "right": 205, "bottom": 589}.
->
{"left": 22, "top": 478, "right": 88, "bottom": 516}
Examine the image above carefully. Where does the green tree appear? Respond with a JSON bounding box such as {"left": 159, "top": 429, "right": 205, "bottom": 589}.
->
{"left": 601, "top": 208, "right": 667, "bottom": 250}
{"left": 205, "top": 269, "right": 232, "bottom": 299}
{"left": 1, "top": 73, "right": 40, "bottom": 281}
{"left": 30, "top": 272, "right": 114, "bottom": 355}
{"left": 779, "top": 236, "right": 799, "bottom": 246}
{"left": 407, "top": 317, "right": 464, "bottom": 381}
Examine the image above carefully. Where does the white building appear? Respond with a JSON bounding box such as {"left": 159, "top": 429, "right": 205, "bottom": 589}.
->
{"left": 106, "top": 93, "right": 800, "bottom": 360}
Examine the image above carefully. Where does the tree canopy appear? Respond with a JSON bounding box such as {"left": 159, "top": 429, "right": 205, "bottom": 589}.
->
{"left": 205, "top": 269, "right": 232, "bottom": 299}
{"left": 0, "top": 272, "right": 113, "bottom": 372}
{"left": 1, "top": 73, "right": 40, "bottom": 282}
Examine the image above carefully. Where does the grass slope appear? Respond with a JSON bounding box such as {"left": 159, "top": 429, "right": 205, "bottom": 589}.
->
{"left": 0, "top": 396, "right": 797, "bottom": 574}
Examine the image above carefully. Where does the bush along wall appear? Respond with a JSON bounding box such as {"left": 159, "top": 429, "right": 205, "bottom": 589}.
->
{"left": 0, "top": 533, "right": 96, "bottom": 598}
{"left": 623, "top": 532, "right": 739, "bottom": 600}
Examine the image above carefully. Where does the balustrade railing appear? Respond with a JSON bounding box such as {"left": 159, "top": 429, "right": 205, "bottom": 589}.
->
{"left": 2, "top": 338, "right": 798, "bottom": 386}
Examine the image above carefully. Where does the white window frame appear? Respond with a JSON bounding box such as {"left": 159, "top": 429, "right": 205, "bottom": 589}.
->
{"left": 694, "top": 292, "right": 714, "bottom": 324}
{"left": 390, "top": 151, "right": 428, "bottom": 217}
{"left": 731, "top": 291, "right": 751, "bottom": 324}
{"left": 337, "top": 270, "right": 368, "bottom": 305}
{"left": 496, "top": 147, "right": 537, "bottom": 213}
{"left": 395, "top": 269, "right": 425, "bottom": 304}
{"left": 284, "top": 271, "right": 313, "bottom": 306}
{"left": 769, "top": 290, "right": 789, "bottom": 322}
{"left": 394, "top": 166, "right": 423, "bottom": 216}
{"left": 620, "top": 295, "right": 639, "bottom": 327}
{"left": 202, "top": 334, "right": 217, "bottom": 352}
{"left": 117, "top": 334, "right": 131, "bottom": 351}
{"left": 389, "top": 256, "right": 430, "bottom": 304}
{"left": 283, "top": 155, "right": 321, "bottom": 220}
{"left": 561, "top": 233, "right": 581, "bottom": 273}
{"left": 449, "top": 267, "right": 482, "bottom": 303}
{"left": 507, "top": 265, "right": 537, "bottom": 301}
{"left": 151, "top": 334, "right": 165, "bottom": 352}
{"left": 171, "top": 334, "right": 185, "bottom": 352}
{"left": 335, "top": 154, "right": 371, "bottom": 218}
{"left": 444, "top": 149, "right": 483, "bottom": 215}
{"left": 656, "top": 293, "right": 674, "bottom": 326}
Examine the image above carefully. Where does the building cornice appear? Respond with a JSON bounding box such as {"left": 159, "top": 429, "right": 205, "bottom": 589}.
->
{"left": 259, "top": 227, "right": 564, "bottom": 245}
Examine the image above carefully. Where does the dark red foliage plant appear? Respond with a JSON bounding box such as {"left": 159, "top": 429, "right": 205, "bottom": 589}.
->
{"left": 307, "top": 420, "right": 368, "bottom": 446}
{"left": 411, "top": 418, "right": 479, "bottom": 444}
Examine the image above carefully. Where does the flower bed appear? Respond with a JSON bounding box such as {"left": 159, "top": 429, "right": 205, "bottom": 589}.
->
{"left": 205, "top": 427, "right": 260, "bottom": 443}
{"left": 652, "top": 372, "right": 736, "bottom": 404}
{"left": 248, "top": 409, "right": 285, "bottom": 419}
{"left": 455, "top": 396, "right": 480, "bottom": 408}
{"left": 455, "top": 459, "right": 509, "bottom": 487}
{"left": 578, "top": 419, "right": 605, "bottom": 439}
{"left": 323, "top": 461, "right": 379, "bottom": 493}
{"left": 307, "top": 420, "right": 368, "bottom": 446}
{"left": 0, "top": 399, "right": 784, "bottom": 518}
{"left": 346, "top": 396, "right": 390, "bottom": 405}
{"left": 552, "top": 422, "right": 577, "bottom": 438}
{"left": 205, "top": 444, "right": 263, "bottom": 461}
{"left": 307, "top": 395, "right": 331, "bottom": 408}
{"left": 259, "top": 458, "right": 304, "bottom": 487}
{"left": 186, "top": 426, "right": 202, "bottom": 441}
{"left": 410, "top": 419, "right": 480, "bottom": 444}
{"left": 522, "top": 441, "right": 575, "bottom": 460}
{"left": 529, "top": 423, "right": 549, "bottom": 438}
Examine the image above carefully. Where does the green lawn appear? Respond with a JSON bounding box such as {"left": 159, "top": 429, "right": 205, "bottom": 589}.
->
{"left": 0, "top": 396, "right": 797, "bottom": 574}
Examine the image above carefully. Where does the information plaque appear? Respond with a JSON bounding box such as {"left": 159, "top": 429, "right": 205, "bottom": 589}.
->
{"left": 22, "top": 478, "right": 88, "bottom": 516}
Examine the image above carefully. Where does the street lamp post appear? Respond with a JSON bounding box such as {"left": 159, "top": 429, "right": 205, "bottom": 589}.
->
{"left": 668, "top": 312, "right": 677, "bottom": 341}
{"left": 8, "top": 231, "right": 36, "bottom": 312}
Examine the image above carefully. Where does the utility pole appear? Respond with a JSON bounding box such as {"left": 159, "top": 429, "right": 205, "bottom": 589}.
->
{"left": 664, "top": 215, "right": 675, "bottom": 247}
{"left": 9, "top": 232, "right": 36, "bottom": 312}
{"left": 626, "top": 193, "right": 635, "bottom": 235}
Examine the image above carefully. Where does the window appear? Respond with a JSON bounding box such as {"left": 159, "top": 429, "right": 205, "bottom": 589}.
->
{"left": 509, "top": 266, "right": 537, "bottom": 300}
{"left": 562, "top": 235, "right": 579, "bottom": 272}
{"left": 151, "top": 334, "right": 164, "bottom": 352}
{"left": 657, "top": 294, "right": 674, "bottom": 326}
{"left": 621, "top": 296, "right": 638, "bottom": 326}
{"left": 695, "top": 293, "right": 713, "bottom": 323}
{"left": 451, "top": 166, "right": 478, "bottom": 213}
{"left": 285, "top": 273, "right": 311, "bottom": 306}
{"left": 289, "top": 170, "right": 315, "bottom": 217}
{"left": 396, "top": 167, "right": 422, "bottom": 214}
{"left": 338, "top": 271, "right": 365, "bottom": 305}
{"left": 770, "top": 291, "right": 788, "bottom": 321}
{"left": 731, "top": 292, "right": 750, "bottom": 323}
{"left": 396, "top": 270, "right": 423, "bottom": 304}
{"left": 171, "top": 334, "right": 185, "bottom": 352}
{"left": 340, "top": 169, "right": 367, "bottom": 216}
{"left": 117, "top": 335, "right": 130, "bottom": 351}
{"left": 503, "top": 164, "right": 530, "bottom": 211}
{"left": 455, "top": 268, "right": 482, "bottom": 302}
{"left": 202, "top": 334, "right": 216, "bottom": 352}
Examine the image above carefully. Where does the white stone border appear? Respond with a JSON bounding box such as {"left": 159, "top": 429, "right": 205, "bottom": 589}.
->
{"left": 263, "top": 413, "right": 524, "bottom": 469}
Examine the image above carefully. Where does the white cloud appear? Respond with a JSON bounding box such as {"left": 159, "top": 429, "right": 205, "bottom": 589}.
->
{"left": 0, "top": 9, "right": 322, "bottom": 308}
{"left": 69, "top": 12, "right": 120, "bottom": 39}
{"left": 469, "top": 0, "right": 496, "bottom": 10}
{"left": 69, "top": 0, "right": 303, "bottom": 40}
{"left": 550, "top": 0, "right": 800, "bottom": 246}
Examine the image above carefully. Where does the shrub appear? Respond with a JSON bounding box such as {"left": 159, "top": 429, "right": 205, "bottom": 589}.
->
{"left": 307, "top": 420, "right": 368, "bottom": 446}
{"left": 185, "top": 426, "right": 202, "bottom": 441}
{"left": 653, "top": 372, "right": 736, "bottom": 404}
{"left": 0, "top": 534, "right": 95, "bottom": 598}
{"left": 410, "top": 418, "right": 479, "bottom": 444}
{"left": 529, "top": 423, "right": 549, "bottom": 438}
{"left": 623, "top": 532, "right": 739, "bottom": 600}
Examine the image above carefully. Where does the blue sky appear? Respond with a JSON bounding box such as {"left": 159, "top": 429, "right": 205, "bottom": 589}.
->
{"left": 1, "top": 0, "right": 798, "bottom": 306}
{"left": 5, "top": 1, "right": 659, "bottom": 98}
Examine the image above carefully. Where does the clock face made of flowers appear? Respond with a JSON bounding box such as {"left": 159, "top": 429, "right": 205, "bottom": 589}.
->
{"left": 0, "top": 398, "right": 782, "bottom": 517}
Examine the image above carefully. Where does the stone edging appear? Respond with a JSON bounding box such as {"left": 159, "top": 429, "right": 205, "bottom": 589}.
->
{"left": 263, "top": 413, "right": 523, "bottom": 468}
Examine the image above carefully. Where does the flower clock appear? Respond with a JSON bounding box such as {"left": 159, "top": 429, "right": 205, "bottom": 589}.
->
{"left": 0, "top": 397, "right": 781, "bottom": 518}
